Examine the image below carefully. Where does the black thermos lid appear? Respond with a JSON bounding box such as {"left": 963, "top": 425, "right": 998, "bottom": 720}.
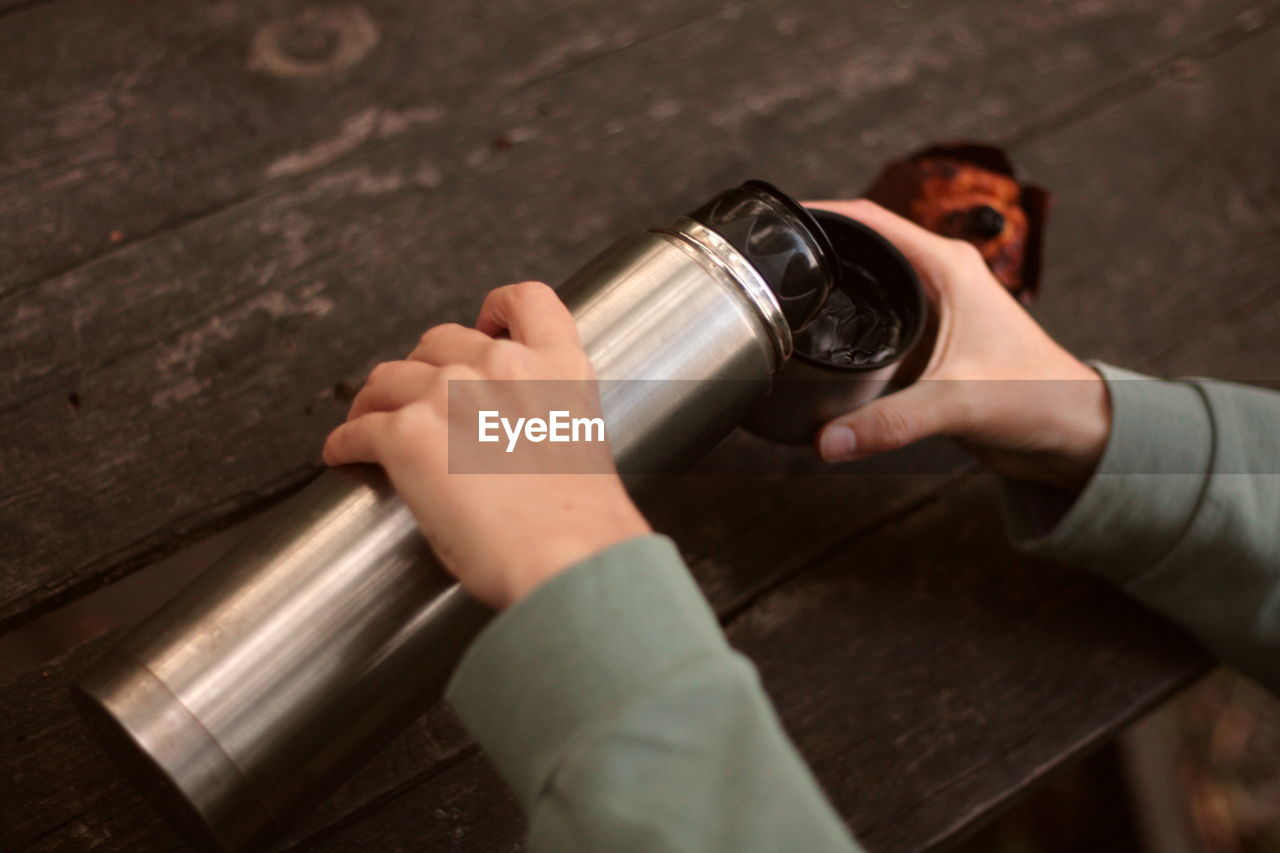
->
{"left": 686, "top": 180, "right": 837, "bottom": 331}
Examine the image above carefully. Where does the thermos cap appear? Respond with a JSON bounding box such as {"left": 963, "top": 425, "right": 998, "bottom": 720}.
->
{"left": 686, "top": 180, "right": 838, "bottom": 331}
{"left": 742, "top": 208, "right": 929, "bottom": 444}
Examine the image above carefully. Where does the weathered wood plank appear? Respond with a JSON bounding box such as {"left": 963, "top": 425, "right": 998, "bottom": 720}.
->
{"left": 289, "top": 751, "right": 525, "bottom": 853}
{"left": 3, "top": 0, "right": 1273, "bottom": 632}
{"left": 1016, "top": 15, "right": 1280, "bottom": 377}
{"left": 0, "top": 0, "right": 49, "bottom": 15}
{"left": 0, "top": 631, "right": 182, "bottom": 851}
{"left": 5, "top": 0, "right": 1264, "bottom": 296}
{"left": 732, "top": 476, "right": 1208, "bottom": 853}
{"left": 0, "top": 0, "right": 707, "bottom": 294}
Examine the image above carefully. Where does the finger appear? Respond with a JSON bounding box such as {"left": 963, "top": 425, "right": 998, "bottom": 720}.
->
{"left": 804, "top": 199, "right": 947, "bottom": 266}
{"left": 408, "top": 323, "right": 493, "bottom": 366}
{"left": 475, "top": 281, "right": 580, "bottom": 349}
{"left": 804, "top": 199, "right": 952, "bottom": 301}
{"left": 817, "top": 382, "right": 956, "bottom": 462}
{"left": 348, "top": 360, "right": 436, "bottom": 421}
{"left": 323, "top": 412, "right": 393, "bottom": 466}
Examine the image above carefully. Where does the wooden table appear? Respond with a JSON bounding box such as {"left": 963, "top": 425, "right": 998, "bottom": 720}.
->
{"left": 3, "top": 0, "right": 1277, "bottom": 849}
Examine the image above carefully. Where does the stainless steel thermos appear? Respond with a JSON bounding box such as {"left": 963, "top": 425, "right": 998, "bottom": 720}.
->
{"left": 73, "top": 182, "right": 838, "bottom": 851}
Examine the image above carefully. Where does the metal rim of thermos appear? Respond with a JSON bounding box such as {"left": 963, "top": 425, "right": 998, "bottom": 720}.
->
{"left": 656, "top": 215, "right": 794, "bottom": 370}
{"left": 72, "top": 652, "right": 265, "bottom": 852}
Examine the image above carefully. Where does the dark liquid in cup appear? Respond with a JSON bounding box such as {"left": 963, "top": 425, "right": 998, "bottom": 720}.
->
{"left": 794, "top": 259, "right": 906, "bottom": 367}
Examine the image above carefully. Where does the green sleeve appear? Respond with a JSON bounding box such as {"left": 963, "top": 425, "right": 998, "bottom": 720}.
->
{"left": 1004, "top": 363, "right": 1280, "bottom": 693}
{"left": 445, "top": 534, "right": 862, "bottom": 853}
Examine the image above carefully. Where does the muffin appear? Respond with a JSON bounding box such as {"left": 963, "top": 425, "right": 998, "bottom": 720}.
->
{"left": 863, "top": 143, "right": 1049, "bottom": 303}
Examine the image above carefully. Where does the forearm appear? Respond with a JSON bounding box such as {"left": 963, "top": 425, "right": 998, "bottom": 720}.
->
{"left": 446, "top": 534, "right": 862, "bottom": 853}
{"left": 1004, "top": 364, "right": 1280, "bottom": 693}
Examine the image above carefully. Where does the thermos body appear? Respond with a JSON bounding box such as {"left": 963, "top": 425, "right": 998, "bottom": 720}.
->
{"left": 74, "top": 186, "right": 829, "bottom": 852}
{"left": 561, "top": 218, "right": 792, "bottom": 471}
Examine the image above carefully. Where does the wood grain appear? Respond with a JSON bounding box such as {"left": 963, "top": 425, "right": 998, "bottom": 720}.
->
{"left": 732, "top": 477, "right": 1206, "bottom": 853}
{"left": 2, "top": 0, "right": 1277, "bottom": 850}
{"left": 0, "top": 0, "right": 709, "bottom": 295}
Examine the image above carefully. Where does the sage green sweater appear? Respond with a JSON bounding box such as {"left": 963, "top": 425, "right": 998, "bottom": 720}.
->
{"left": 446, "top": 365, "right": 1279, "bottom": 853}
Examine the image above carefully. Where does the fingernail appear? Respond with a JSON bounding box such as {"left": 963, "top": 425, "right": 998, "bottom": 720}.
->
{"left": 820, "top": 425, "right": 857, "bottom": 462}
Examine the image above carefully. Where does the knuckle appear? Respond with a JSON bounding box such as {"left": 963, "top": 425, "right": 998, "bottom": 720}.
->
{"left": 332, "top": 421, "right": 362, "bottom": 454}
{"left": 514, "top": 280, "right": 552, "bottom": 296}
{"left": 418, "top": 323, "right": 454, "bottom": 348}
{"left": 481, "top": 340, "right": 523, "bottom": 375}
{"left": 843, "top": 198, "right": 884, "bottom": 216}
{"left": 507, "top": 281, "right": 554, "bottom": 309}
{"left": 436, "top": 363, "right": 475, "bottom": 386}
{"left": 870, "top": 405, "right": 914, "bottom": 449}
{"left": 945, "top": 237, "right": 985, "bottom": 267}
{"left": 367, "top": 361, "right": 391, "bottom": 382}
{"left": 386, "top": 405, "right": 431, "bottom": 450}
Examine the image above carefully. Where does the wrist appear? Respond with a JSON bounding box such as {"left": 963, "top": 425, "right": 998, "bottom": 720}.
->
{"left": 1051, "top": 366, "right": 1112, "bottom": 488}
{"left": 960, "top": 362, "right": 1113, "bottom": 492}
{"left": 497, "top": 504, "right": 652, "bottom": 608}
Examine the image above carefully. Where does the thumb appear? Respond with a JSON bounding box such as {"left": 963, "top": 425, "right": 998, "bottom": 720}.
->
{"left": 817, "top": 382, "right": 954, "bottom": 463}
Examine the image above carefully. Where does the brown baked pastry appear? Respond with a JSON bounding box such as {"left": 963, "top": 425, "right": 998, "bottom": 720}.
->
{"left": 863, "top": 143, "right": 1049, "bottom": 303}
